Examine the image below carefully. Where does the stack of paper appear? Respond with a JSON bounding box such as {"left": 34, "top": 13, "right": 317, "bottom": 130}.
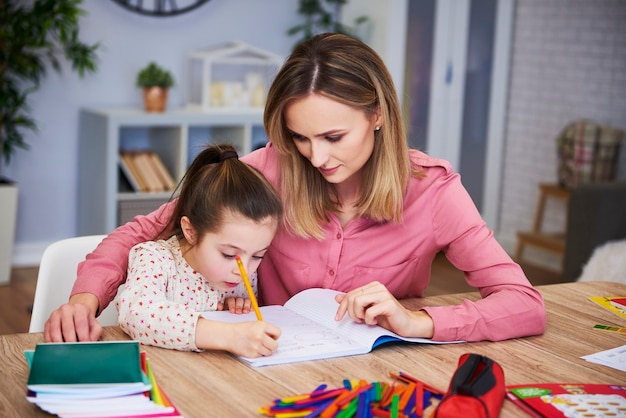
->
{"left": 25, "top": 341, "right": 181, "bottom": 417}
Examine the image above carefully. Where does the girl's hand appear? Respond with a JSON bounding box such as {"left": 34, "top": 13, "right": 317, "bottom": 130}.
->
{"left": 218, "top": 297, "right": 252, "bottom": 314}
{"left": 197, "top": 318, "right": 281, "bottom": 358}
{"left": 227, "top": 321, "right": 282, "bottom": 358}
{"left": 334, "top": 281, "right": 435, "bottom": 339}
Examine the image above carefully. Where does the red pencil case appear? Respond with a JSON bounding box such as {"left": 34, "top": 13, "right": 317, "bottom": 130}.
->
{"left": 433, "top": 353, "right": 505, "bottom": 418}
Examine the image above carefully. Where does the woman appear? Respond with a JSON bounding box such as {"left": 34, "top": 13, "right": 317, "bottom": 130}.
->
{"left": 45, "top": 33, "right": 546, "bottom": 344}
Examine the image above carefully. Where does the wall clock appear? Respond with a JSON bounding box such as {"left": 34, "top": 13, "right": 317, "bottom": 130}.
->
{"left": 111, "top": 0, "right": 211, "bottom": 17}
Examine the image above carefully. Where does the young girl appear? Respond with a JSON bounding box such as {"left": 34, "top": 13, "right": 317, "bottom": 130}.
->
{"left": 117, "top": 144, "right": 282, "bottom": 356}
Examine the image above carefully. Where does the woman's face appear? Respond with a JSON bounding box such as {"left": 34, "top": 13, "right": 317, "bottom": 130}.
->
{"left": 180, "top": 212, "right": 276, "bottom": 291}
{"left": 285, "top": 94, "right": 381, "bottom": 186}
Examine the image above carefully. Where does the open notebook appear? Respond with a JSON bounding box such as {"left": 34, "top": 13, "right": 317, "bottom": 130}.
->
{"left": 202, "top": 287, "right": 458, "bottom": 367}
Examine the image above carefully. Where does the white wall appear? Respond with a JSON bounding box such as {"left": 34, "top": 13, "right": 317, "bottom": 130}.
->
{"left": 6, "top": 0, "right": 300, "bottom": 264}
{"left": 497, "top": 0, "right": 626, "bottom": 267}
{"left": 343, "top": 0, "right": 408, "bottom": 98}
{"left": 8, "top": 0, "right": 625, "bottom": 269}
{"left": 6, "top": 0, "right": 405, "bottom": 266}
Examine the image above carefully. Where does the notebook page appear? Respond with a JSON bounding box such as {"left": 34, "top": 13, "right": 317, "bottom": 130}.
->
{"left": 201, "top": 306, "right": 367, "bottom": 365}
{"left": 285, "top": 288, "right": 442, "bottom": 348}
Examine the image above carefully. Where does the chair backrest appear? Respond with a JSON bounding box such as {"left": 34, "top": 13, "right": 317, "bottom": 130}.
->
{"left": 29, "top": 235, "right": 119, "bottom": 333}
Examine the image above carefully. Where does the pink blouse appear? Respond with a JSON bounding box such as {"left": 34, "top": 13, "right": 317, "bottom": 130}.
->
{"left": 73, "top": 144, "right": 546, "bottom": 342}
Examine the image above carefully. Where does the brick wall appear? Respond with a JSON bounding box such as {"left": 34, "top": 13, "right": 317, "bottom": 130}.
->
{"left": 497, "top": 0, "right": 626, "bottom": 269}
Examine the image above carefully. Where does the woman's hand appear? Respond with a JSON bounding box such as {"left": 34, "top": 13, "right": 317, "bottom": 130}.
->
{"left": 218, "top": 297, "right": 252, "bottom": 314}
{"left": 334, "top": 281, "right": 435, "bottom": 339}
{"left": 196, "top": 318, "right": 281, "bottom": 358}
{"left": 43, "top": 293, "right": 103, "bottom": 342}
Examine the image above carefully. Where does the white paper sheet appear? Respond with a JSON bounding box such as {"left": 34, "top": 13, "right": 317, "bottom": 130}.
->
{"left": 581, "top": 344, "right": 626, "bottom": 372}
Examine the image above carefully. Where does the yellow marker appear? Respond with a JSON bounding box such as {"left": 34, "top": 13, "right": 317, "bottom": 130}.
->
{"left": 235, "top": 255, "right": 263, "bottom": 320}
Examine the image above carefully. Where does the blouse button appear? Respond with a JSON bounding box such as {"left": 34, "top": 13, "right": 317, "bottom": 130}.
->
{"left": 336, "top": 232, "right": 342, "bottom": 239}
{"left": 329, "top": 269, "right": 335, "bottom": 276}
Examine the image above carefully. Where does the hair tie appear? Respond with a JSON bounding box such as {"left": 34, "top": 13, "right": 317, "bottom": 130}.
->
{"left": 219, "top": 150, "right": 239, "bottom": 161}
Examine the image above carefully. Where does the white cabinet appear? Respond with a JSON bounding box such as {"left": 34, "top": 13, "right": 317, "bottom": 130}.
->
{"left": 78, "top": 107, "right": 266, "bottom": 235}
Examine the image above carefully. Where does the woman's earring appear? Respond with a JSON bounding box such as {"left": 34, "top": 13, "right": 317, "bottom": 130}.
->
{"left": 375, "top": 126, "right": 381, "bottom": 131}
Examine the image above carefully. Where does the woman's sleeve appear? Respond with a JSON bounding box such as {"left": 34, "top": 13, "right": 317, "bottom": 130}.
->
{"left": 71, "top": 201, "right": 176, "bottom": 315}
{"left": 421, "top": 170, "right": 547, "bottom": 342}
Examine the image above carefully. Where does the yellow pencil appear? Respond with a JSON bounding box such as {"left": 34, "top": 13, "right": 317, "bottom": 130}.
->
{"left": 235, "top": 255, "right": 263, "bottom": 320}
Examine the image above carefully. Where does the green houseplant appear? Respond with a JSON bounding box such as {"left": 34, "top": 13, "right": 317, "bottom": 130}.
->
{"left": 0, "top": 0, "right": 100, "bottom": 168}
{"left": 136, "top": 62, "right": 175, "bottom": 112}
{"left": 0, "top": 0, "right": 99, "bottom": 284}
{"left": 287, "top": 0, "right": 369, "bottom": 49}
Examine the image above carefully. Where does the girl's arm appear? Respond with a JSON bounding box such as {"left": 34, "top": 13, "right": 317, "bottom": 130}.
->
{"left": 195, "top": 318, "right": 281, "bottom": 357}
{"left": 118, "top": 241, "right": 201, "bottom": 351}
{"left": 118, "top": 241, "right": 281, "bottom": 355}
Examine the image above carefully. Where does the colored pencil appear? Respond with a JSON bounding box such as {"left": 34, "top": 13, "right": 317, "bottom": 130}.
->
{"left": 235, "top": 255, "right": 263, "bottom": 320}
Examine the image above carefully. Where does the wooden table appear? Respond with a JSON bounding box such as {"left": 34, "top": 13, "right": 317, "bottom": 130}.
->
{"left": 1, "top": 281, "right": 625, "bottom": 417}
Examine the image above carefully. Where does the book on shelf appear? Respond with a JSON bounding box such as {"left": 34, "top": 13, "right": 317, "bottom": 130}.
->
{"left": 119, "top": 151, "right": 176, "bottom": 193}
{"left": 149, "top": 151, "right": 177, "bottom": 190}
{"left": 25, "top": 340, "right": 181, "bottom": 417}
{"left": 134, "top": 151, "right": 165, "bottom": 192}
{"left": 119, "top": 152, "right": 147, "bottom": 192}
{"left": 201, "top": 287, "right": 458, "bottom": 367}
{"left": 506, "top": 383, "right": 626, "bottom": 418}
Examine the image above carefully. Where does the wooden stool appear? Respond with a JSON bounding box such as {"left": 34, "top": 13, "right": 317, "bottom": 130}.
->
{"left": 515, "top": 183, "right": 571, "bottom": 269}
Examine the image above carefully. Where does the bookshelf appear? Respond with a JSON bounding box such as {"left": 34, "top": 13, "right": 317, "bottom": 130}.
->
{"left": 78, "top": 107, "right": 266, "bottom": 235}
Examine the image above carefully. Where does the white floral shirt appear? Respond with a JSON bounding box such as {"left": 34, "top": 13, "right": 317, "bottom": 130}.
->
{"left": 117, "top": 236, "right": 256, "bottom": 351}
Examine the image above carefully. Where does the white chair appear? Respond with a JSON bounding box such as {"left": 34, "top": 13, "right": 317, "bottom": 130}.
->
{"left": 29, "top": 235, "right": 120, "bottom": 332}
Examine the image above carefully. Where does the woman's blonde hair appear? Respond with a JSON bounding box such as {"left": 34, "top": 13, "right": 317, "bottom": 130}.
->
{"left": 264, "top": 33, "right": 418, "bottom": 239}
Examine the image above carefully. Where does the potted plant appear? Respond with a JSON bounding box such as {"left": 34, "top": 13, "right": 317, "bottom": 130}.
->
{"left": 0, "top": 0, "right": 100, "bottom": 283}
{"left": 136, "top": 62, "right": 175, "bottom": 112}
{"left": 287, "top": 0, "right": 369, "bottom": 49}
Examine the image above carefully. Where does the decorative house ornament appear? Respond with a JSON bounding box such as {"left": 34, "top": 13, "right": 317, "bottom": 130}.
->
{"left": 186, "top": 42, "right": 283, "bottom": 111}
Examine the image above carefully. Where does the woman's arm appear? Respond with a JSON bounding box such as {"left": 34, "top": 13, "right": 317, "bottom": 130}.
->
{"left": 73, "top": 202, "right": 174, "bottom": 314}
{"left": 43, "top": 201, "right": 175, "bottom": 342}
{"left": 334, "top": 281, "right": 435, "bottom": 338}
{"left": 423, "top": 170, "right": 547, "bottom": 341}
{"left": 337, "top": 157, "right": 546, "bottom": 343}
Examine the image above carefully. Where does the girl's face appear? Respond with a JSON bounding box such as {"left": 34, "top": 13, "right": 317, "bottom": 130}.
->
{"left": 285, "top": 94, "right": 381, "bottom": 187}
{"left": 180, "top": 211, "right": 277, "bottom": 291}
